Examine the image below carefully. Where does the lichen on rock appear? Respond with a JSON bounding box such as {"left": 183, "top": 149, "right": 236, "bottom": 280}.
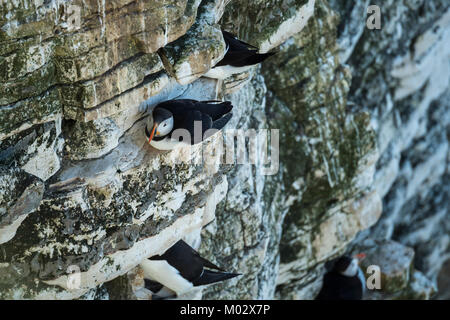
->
{"left": 158, "top": 0, "right": 228, "bottom": 85}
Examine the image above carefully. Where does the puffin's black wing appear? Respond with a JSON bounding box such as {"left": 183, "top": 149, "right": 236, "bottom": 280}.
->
{"left": 149, "top": 240, "right": 202, "bottom": 281}
{"left": 191, "top": 101, "right": 233, "bottom": 120}
{"left": 182, "top": 110, "right": 212, "bottom": 144}
{"left": 192, "top": 270, "right": 240, "bottom": 287}
{"left": 315, "top": 273, "right": 338, "bottom": 300}
{"left": 169, "top": 240, "right": 225, "bottom": 271}
{"left": 316, "top": 273, "right": 363, "bottom": 300}
{"left": 150, "top": 240, "right": 223, "bottom": 282}
{"left": 337, "top": 276, "right": 363, "bottom": 300}
{"left": 216, "top": 51, "right": 275, "bottom": 67}
{"left": 153, "top": 100, "right": 197, "bottom": 116}
{"left": 174, "top": 240, "right": 226, "bottom": 272}
{"left": 192, "top": 252, "right": 225, "bottom": 272}
{"left": 212, "top": 113, "right": 232, "bottom": 131}
{"left": 222, "top": 30, "right": 258, "bottom": 51}
{"left": 155, "top": 100, "right": 232, "bottom": 121}
{"left": 218, "top": 30, "right": 275, "bottom": 67}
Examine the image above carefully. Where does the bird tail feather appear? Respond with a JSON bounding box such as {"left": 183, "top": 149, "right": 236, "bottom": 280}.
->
{"left": 199, "top": 100, "right": 223, "bottom": 103}
{"left": 212, "top": 113, "right": 233, "bottom": 130}
{"left": 197, "top": 256, "right": 225, "bottom": 272}
{"left": 193, "top": 270, "right": 241, "bottom": 286}
{"left": 249, "top": 51, "right": 277, "bottom": 65}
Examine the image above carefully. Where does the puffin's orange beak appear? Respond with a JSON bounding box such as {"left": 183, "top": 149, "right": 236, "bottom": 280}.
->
{"left": 148, "top": 123, "right": 157, "bottom": 144}
{"left": 354, "top": 253, "right": 366, "bottom": 265}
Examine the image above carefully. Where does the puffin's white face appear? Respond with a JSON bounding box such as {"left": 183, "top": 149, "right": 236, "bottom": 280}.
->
{"left": 341, "top": 258, "right": 359, "bottom": 277}
{"left": 155, "top": 117, "right": 174, "bottom": 137}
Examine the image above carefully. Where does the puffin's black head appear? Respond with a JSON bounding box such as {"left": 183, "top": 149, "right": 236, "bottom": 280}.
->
{"left": 153, "top": 107, "right": 172, "bottom": 124}
{"left": 146, "top": 107, "right": 174, "bottom": 143}
{"left": 333, "top": 256, "right": 353, "bottom": 273}
{"left": 331, "top": 253, "right": 366, "bottom": 277}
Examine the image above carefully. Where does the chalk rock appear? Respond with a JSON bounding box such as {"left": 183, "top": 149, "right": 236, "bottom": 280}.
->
{"left": 361, "top": 240, "right": 414, "bottom": 293}
{"left": 0, "top": 167, "right": 44, "bottom": 244}
{"left": 159, "top": 0, "right": 228, "bottom": 85}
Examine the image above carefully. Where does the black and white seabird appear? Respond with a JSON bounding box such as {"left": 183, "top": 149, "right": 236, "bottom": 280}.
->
{"left": 315, "top": 253, "right": 366, "bottom": 300}
{"left": 145, "top": 99, "right": 233, "bottom": 150}
{"left": 140, "top": 240, "right": 240, "bottom": 299}
{"left": 203, "top": 30, "right": 276, "bottom": 80}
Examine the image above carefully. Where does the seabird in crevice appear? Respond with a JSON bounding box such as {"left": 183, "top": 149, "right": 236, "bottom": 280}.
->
{"left": 203, "top": 30, "right": 276, "bottom": 98}
{"left": 145, "top": 99, "right": 233, "bottom": 150}
{"left": 204, "top": 30, "right": 276, "bottom": 80}
{"left": 140, "top": 240, "right": 240, "bottom": 299}
{"left": 315, "top": 253, "right": 366, "bottom": 300}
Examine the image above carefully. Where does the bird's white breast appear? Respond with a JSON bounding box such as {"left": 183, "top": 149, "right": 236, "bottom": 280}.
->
{"left": 150, "top": 137, "right": 187, "bottom": 150}
{"left": 140, "top": 260, "right": 193, "bottom": 296}
{"left": 203, "top": 65, "right": 254, "bottom": 80}
{"left": 153, "top": 286, "right": 176, "bottom": 299}
{"left": 357, "top": 267, "right": 366, "bottom": 294}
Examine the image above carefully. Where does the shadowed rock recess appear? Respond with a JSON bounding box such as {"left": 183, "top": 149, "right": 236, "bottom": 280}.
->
{"left": 0, "top": 0, "right": 448, "bottom": 300}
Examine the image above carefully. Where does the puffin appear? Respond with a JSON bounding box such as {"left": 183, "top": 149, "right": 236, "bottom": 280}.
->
{"left": 145, "top": 99, "right": 233, "bottom": 150}
{"left": 315, "top": 253, "right": 366, "bottom": 300}
{"left": 203, "top": 30, "right": 276, "bottom": 80}
{"left": 140, "top": 240, "right": 240, "bottom": 299}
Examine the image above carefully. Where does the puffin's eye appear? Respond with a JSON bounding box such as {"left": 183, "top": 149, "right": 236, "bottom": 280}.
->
{"left": 163, "top": 123, "right": 167, "bottom": 127}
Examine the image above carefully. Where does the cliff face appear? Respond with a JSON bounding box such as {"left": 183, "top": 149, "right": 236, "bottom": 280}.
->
{"left": 0, "top": 0, "right": 448, "bottom": 300}
{"left": 334, "top": 0, "right": 450, "bottom": 299}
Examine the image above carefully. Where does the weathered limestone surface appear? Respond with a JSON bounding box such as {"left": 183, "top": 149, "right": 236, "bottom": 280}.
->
{"left": 329, "top": 0, "right": 449, "bottom": 298}
{"left": 358, "top": 239, "right": 437, "bottom": 300}
{"left": 201, "top": 0, "right": 380, "bottom": 300}
{"left": 0, "top": 167, "right": 44, "bottom": 245}
{"left": 0, "top": 0, "right": 448, "bottom": 300}
{"left": 158, "top": 0, "right": 229, "bottom": 85}
{"left": 0, "top": 0, "right": 202, "bottom": 135}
